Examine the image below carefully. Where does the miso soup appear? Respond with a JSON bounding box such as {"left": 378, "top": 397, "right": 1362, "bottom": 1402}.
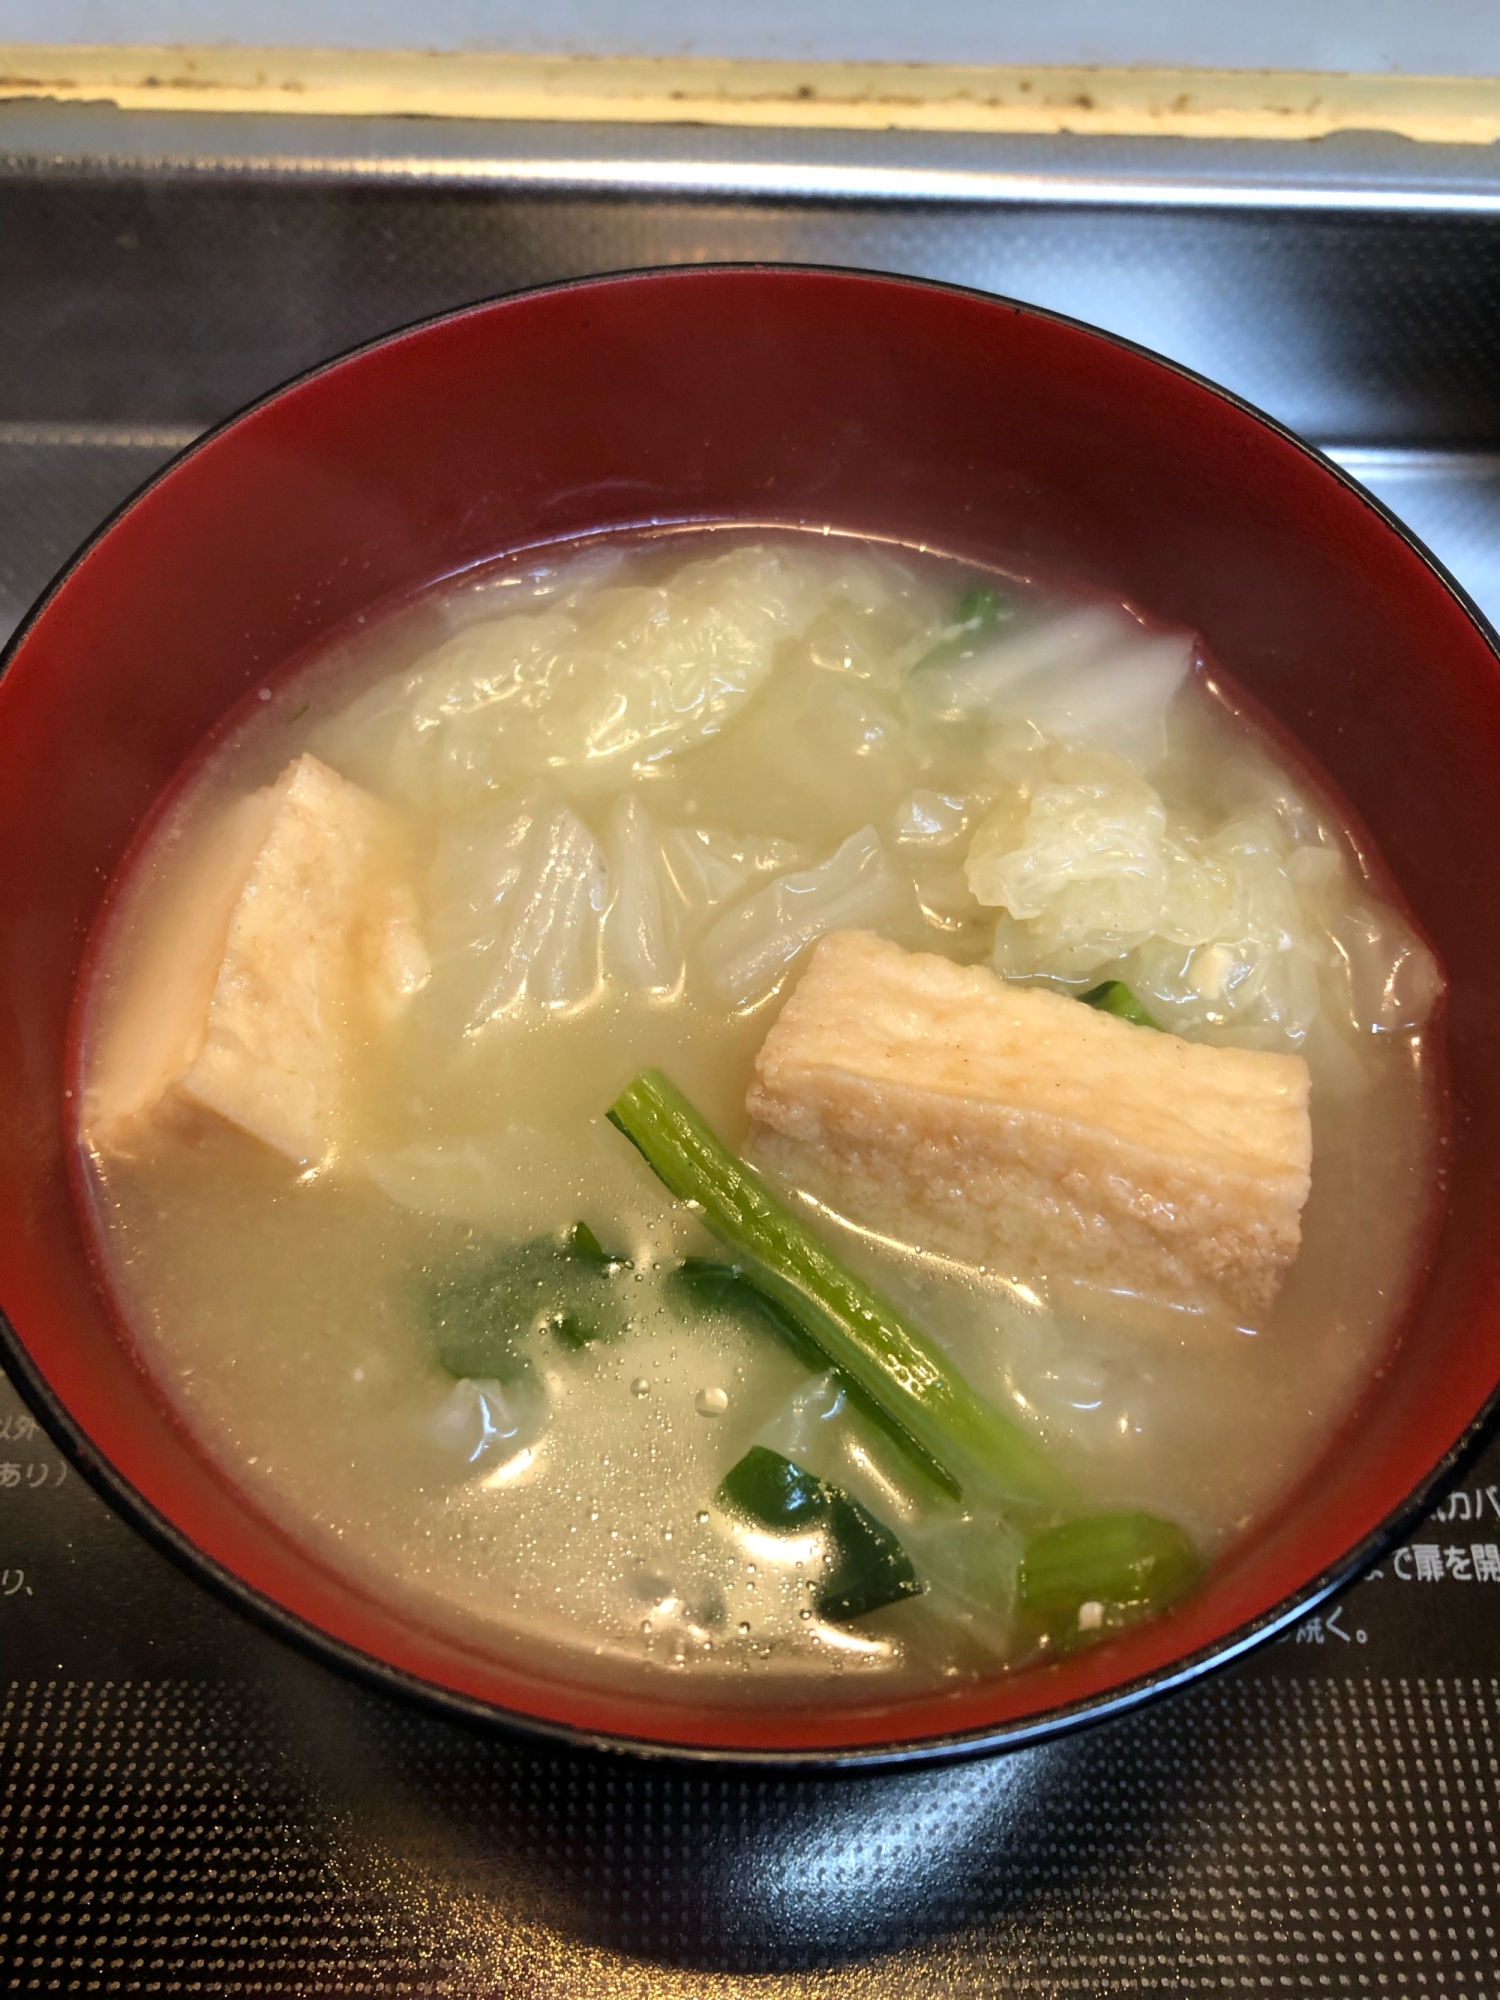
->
{"left": 76, "top": 532, "right": 1444, "bottom": 1706}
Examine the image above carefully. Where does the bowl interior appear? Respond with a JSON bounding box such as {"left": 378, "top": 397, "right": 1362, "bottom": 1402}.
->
{"left": 3, "top": 266, "right": 1499, "bottom": 1758}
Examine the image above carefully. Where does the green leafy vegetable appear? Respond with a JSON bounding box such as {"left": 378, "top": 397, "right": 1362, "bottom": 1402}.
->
{"left": 1079, "top": 980, "right": 1162, "bottom": 1030}
{"left": 1017, "top": 1511, "right": 1201, "bottom": 1636}
{"left": 610, "top": 1071, "right": 1205, "bottom": 1627}
{"left": 908, "top": 583, "right": 1010, "bottom": 677}
{"left": 427, "top": 1222, "right": 631, "bottom": 1378}
{"left": 670, "top": 1258, "right": 960, "bottom": 1498}
{"left": 670, "top": 1257, "right": 827, "bottom": 1372}
{"left": 954, "top": 584, "right": 1006, "bottom": 631}
{"left": 717, "top": 1445, "right": 923, "bottom": 1623}
{"left": 719, "top": 1443, "right": 827, "bottom": 1529}
{"left": 607, "top": 1068, "right": 1070, "bottom": 1510}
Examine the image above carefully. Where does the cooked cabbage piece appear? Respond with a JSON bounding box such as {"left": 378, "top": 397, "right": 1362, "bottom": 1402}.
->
{"left": 320, "top": 542, "right": 953, "bottom": 810}
{"left": 699, "top": 824, "right": 905, "bottom": 1008}
{"left": 423, "top": 790, "right": 821, "bottom": 1029}
{"left": 964, "top": 736, "right": 1440, "bottom": 1054}
{"left": 657, "top": 822, "right": 808, "bottom": 921}
{"left": 601, "top": 796, "right": 682, "bottom": 995}
{"left": 966, "top": 741, "right": 1174, "bottom": 964}
{"left": 892, "top": 788, "right": 973, "bottom": 850}
{"left": 908, "top": 603, "right": 1193, "bottom": 770}
{"left": 427, "top": 792, "right": 608, "bottom": 1027}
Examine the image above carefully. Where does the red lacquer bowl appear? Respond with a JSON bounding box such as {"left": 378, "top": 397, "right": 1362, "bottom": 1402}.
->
{"left": 2, "top": 268, "right": 1498, "bottom": 1766}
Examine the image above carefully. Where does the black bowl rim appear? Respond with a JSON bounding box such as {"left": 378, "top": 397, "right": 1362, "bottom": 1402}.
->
{"left": 2, "top": 258, "right": 1497, "bottom": 1773}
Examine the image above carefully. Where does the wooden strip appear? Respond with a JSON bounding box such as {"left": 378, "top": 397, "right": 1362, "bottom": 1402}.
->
{"left": 2, "top": 44, "right": 1499, "bottom": 144}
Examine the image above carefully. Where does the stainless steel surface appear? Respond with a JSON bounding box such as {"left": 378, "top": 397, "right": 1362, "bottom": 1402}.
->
{"left": 7, "top": 105, "right": 1500, "bottom": 629}
{"left": 1328, "top": 449, "right": 1500, "bottom": 626}
{"left": 3, "top": 108, "right": 1499, "bottom": 1994}
{"left": 7, "top": 104, "right": 1500, "bottom": 451}
{"left": 14, "top": 102, "right": 1500, "bottom": 208}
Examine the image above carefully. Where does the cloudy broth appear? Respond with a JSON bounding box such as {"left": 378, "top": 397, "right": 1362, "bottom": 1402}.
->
{"left": 77, "top": 530, "right": 1444, "bottom": 1705}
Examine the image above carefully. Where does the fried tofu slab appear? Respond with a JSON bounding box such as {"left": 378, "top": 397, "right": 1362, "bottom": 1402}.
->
{"left": 745, "top": 930, "right": 1312, "bottom": 1320}
{"left": 85, "top": 754, "right": 428, "bottom": 1167}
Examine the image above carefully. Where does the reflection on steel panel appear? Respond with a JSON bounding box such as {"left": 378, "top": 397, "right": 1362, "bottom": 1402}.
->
{"left": 1329, "top": 449, "right": 1500, "bottom": 630}
{"left": 5, "top": 108, "right": 1500, "bottom": 445}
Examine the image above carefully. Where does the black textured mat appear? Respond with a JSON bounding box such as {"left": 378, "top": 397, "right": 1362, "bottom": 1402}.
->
{"left": 5, "top": 1360, "right": 1500, "bottom": 1994}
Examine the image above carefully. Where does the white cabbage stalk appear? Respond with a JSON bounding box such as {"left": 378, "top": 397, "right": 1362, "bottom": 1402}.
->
{"left": 365, "top": 1137, "right": 509, "bottom": 1220}
{"left": 425, "top": 792, "right": 829, "bottom": 1030}
{"left": 601, "top": 795, "right": 682, "bottom": 996}
{"left": 657, "top": 823, "right": 808, "bottom": 920}
{"left": 598, "top": 802, "right": 817, "bottom": 996}
{"left": 428, "top": 793, "right": 609, "bottom": 1029}
{"left": 700, "top": 825, "right": 904, "bottom": 1008}
{"left": 911, "top": 605, "right": 1193, "bottom": 771}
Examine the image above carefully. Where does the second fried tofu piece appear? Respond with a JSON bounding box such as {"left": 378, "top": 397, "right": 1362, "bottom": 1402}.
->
{"left": 87, "top": 753, "right": 428, "bottom": 1167}
{"left": 745, "top": 929, "right": 1312, "bottom": 1320}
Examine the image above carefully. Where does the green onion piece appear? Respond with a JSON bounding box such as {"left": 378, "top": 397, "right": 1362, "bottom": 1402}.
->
{"left": 607, "top": 1068, "right": 1070, "bottom": 1509}
{"left": 427, "top": 1222, "right": 631, "bottom": 1376}
{"left": 1079, "top": 980, "right": 1162, "bottom": 1031}
{"left": 1017, "top": 1511, "right": 1201, "bottom": 1633}
{"left": 717, "top": 1445, "right": 923, "bottom": 1623}
{"left": 670, "top": 1258, "right": 960, "bottom": 1498}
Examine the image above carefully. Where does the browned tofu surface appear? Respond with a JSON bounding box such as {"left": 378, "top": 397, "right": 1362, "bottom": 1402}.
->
{"left": 745, "top": 929, "right": 1312, "bottom": 1320}
{"left": 85, "top": 754, "right": 428, "bottom": 1167}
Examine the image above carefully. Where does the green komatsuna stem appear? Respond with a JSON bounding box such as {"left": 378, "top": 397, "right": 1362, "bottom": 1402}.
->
{"left": 606, "top": 1067, "right": 1073, "bottom": 1510}
{"left": 1016, "top": 1511, "right": 1202, "bottom": 1629}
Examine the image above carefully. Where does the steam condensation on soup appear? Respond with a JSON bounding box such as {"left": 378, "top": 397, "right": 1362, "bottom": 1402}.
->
{"left": 76, "top": 534, "right": 1444, "bottom": 1706}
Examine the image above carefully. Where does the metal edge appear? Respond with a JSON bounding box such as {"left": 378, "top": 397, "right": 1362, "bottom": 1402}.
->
{"left": 8, "top": 101, "right": 1500, "bottom": 211}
